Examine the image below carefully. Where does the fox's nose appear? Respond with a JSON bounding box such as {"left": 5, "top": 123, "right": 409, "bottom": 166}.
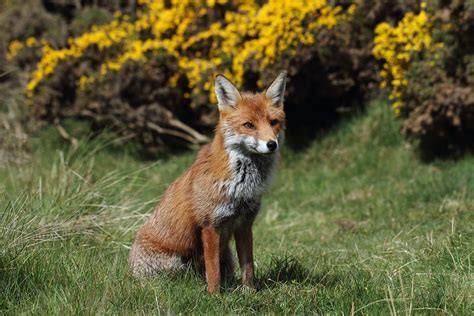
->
{"left": 267, "top": 140, "right": 277, "bottom": 152}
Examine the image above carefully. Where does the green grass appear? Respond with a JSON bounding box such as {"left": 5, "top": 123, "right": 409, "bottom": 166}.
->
{"left": 1, "top": 101, "right": 473, "bottom": 314}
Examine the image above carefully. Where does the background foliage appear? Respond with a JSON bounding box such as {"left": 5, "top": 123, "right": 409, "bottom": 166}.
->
{"left": 2, "top": 0, "right": 472, "bottom": 156}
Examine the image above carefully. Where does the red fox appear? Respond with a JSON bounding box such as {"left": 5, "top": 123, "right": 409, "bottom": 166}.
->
{"left": 129, "top": 71, "right": 287, "bottom": 294}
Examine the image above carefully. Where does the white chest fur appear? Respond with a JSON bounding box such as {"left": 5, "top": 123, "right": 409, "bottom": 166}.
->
{"left": 214, "top": 149, "right": 277, "bottom": 223}
{"left": 226, "top": 151, "right": 276, "bottom": 199}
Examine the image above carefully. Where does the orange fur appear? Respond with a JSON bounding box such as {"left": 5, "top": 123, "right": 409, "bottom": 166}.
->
{"left": 130, "top": 72, "right": 287, "bottom": 294}
{"left": 202, "top": 227, "right": 221, "bottom": 294}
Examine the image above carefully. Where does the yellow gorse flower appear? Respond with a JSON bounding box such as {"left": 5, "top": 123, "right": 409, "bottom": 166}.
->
{"left": 9, "top": 0, "right": 356, "bottom": 101}
{"left": 6, "top": 37, "right": 40, "bottom": 61}
{"left": 6, "top": 40, "right": 24, "bottom": 61}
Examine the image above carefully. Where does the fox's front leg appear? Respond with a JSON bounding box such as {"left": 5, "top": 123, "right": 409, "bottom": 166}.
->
{"left": 235, "top": 225, "right": 254, "bottom": 288}
{"left": 202, "top": 227, "right": 220, "bottom": 294}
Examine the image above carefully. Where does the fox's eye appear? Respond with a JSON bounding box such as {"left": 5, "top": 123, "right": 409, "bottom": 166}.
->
{"left": 270, "top": 119, "right": 279, "bottom": 126}
{"left": 243, "top": 122, "right": 255, "bottom": 129}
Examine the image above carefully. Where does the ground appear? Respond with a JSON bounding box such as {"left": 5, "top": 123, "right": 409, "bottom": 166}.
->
{"left": 0, "top": 100, "right": 472, "bottom": 314}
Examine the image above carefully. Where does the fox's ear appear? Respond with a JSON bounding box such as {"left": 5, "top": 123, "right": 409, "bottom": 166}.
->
{"left": 215, "top": 75, "right": 241, "bottom": 111}
{"left": 265, "top": 70, "right": 287, "bottom": 107}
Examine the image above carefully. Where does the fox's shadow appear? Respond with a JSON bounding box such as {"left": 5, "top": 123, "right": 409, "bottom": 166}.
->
{"left": 222, "top": 255, "right": 341, "bottom": 292}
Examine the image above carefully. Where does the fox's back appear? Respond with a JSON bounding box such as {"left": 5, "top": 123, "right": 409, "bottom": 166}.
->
{"left": 137, "top": 145, "right": 215, "bottom": 238}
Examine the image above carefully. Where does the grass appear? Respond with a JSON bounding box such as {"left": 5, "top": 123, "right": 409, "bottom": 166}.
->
{"left": 0, "top": 100, "right": 473, "bottom": 314}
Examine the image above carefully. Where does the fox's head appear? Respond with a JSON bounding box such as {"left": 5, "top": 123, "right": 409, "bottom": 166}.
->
{"left": 215, "top": 71, "right": 287, "bottom": 155}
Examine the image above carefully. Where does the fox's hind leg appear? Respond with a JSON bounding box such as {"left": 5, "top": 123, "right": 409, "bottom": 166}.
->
{"left": 129, "top": 243, "right": 185, "bottom": 277}
{"left": 220, "top": 243, "right": 235, "bottom": 283}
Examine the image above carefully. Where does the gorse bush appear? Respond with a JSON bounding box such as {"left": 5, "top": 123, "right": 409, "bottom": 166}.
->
{"left": 372, "top": 1, "right": 474, "bottom": 156}
{"left": 5, "top": 0, "right": 362, "bottom": 152}
{"left": 3, "top": 0, "right": 473, "bottom": 155}
{"left": 372, "top": 2, "right": 440, "bottom": 116}
{"left": 14, "top": 0, "right": 355, "bottom": 101}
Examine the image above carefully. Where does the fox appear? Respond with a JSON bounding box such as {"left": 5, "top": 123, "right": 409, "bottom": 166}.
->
{"left": 129, "top": 71, "right": 287, "bottom": 294}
